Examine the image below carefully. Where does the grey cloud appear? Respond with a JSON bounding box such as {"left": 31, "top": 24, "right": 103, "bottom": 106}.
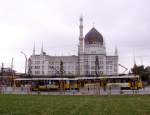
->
{"left": 0, "top": 0, "right": 150, "bottom": 72}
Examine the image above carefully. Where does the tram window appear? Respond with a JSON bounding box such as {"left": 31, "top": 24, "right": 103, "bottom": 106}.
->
{"left": 116, "top": 79, "right": 120, "bottom": 83}
{"left": 126, "top": 79, "right": 129, "bottom": 82}
{"left": 113, "top": 79, "right": 116, "bottom": 83}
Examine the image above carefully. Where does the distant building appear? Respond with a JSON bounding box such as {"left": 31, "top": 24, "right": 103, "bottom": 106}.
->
{"left": 28, "top": 17, "right": 118, "bottom": 77}
{"left": 0, "top": 67, "right": 16, "bottom": 76}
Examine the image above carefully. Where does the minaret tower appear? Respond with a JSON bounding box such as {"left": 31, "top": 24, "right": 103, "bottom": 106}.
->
{"left": 79, "top": 16, "right": 83, "bottom": 40}
{"left": 79, "top": 15, "right": 84, "bottom": 54}
{"left": 78, "top": 16, "right": 84, "bottom": 76}
{"left": 114, "top": 46, "right": 119, "bottom": 75}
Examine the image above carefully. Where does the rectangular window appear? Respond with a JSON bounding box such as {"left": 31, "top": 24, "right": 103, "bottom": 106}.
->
{"left": 99, "top": 61, "right": 103, "bottom": 64}
{"left": 35, "top": 71, "right": 40, "bottom": 74}
{"left": 106, "top": 61, "right": 113, "bottom": 64}
{"left": 110, "top": 66, "right": 112, "bottom": 70}
{"left": 35, "top": 61, "right": 40, "bottom": 64}
{"left": 100, "top": 66, "right": 103, "bottom": 69}
{"left": 35, "top": 66, "right": 40, "bottom": 69}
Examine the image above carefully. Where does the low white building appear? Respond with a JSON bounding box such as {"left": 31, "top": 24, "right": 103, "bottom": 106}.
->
{"left": 28, "top": 17, "right": 118, "bottom": 77}
{"left": 28, "top": 55, "right": 78, "bottom": 76}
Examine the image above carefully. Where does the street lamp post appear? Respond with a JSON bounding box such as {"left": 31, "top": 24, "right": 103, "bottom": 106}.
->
{"left": 21, "top": 52, "right": 27, "bottom": 75}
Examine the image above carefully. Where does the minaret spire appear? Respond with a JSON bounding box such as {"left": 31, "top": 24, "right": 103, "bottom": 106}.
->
{"left": 79, "top": 15, "right": 84, "bottom": 54}
{"left": 33, "top": 42, "right": 35, "bottom": 55}
{"left": 79, "top": 15, "right": 83, "bottom": 40}
{"left": 41, "top": 42, "right": 43, "bottom": 55}
{"left": 115, "top": 46, "right": 118, "bottom": 56}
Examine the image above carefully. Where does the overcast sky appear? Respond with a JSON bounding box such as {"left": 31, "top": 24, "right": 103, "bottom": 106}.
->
{"left": 0, "top": 0, "right": 150, "bottom": 73}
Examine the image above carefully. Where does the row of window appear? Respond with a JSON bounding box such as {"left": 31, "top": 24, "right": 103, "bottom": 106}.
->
{"left": 48, "top": 71, "right": 76, "bottom": 74}
{"left": 31, "top": 65, "right": 117, "bottom": 71}
{"left": 31, "top": 66, "right": 44, "bottom": 69}
{"left": 84, "top": 61, "right": 104, "bottom": 64}
{"left": 32, "top": 71, "right": 76, "bottom": 75}
{"left": 30, "top": 61, "right": 44, "bottom": 65}
{"left": 32, "top": 70, "right": 117, "bottom": 75}
{"left": 49, "top": 65, "right": 76, "bottom": 70}
{"left": 31, "top": 58, "right": 117, "bottom": 64}
{"left": 85, "top": 71, "right": 104, "bottom": 75}
{"left": 34, "top": 71, "right": 41, "bottom": 74}
{"left": 84, "top": 65, "right": 104, "bottom": 70}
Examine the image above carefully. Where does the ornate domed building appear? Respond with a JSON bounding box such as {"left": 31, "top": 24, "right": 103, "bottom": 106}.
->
{"left": 28, "top": 17, "right": 118, "bottom": 77}
{"left": 78, "top": 16, "right": 118, "bottom": 76}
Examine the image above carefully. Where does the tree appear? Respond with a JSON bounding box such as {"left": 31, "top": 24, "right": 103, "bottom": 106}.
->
{"left": 60, "top": 60, "right": 64, "bottom": 77}
{"left": 95, "top": 56, "right": 100, "bottom": 77}
{"left": 142, "top": 66, "right": 150, "bottom": 82}
{"left": 131, "top": 65, "right": 150, "bottom": 83}
{"left": 131, "top": 64, "right": 143, "bottom": 75}
{"left": 60, "top": 60, "right": 64, "bottom": 93}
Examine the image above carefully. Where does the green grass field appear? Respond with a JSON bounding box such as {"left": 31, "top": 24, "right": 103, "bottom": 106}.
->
{"left": 0, "top": 95, "right": 149, "bottom": 115}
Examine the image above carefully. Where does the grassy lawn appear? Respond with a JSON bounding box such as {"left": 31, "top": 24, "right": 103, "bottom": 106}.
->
{"left": 0, "top": 94, "right": 149, "bottom": 115}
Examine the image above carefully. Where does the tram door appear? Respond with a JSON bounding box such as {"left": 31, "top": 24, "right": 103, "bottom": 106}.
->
{"left": 131, "top": 79, "right": 137, "bottom": 90}
{"left": 65, "top": 80, "right": 70, "bottom": 90}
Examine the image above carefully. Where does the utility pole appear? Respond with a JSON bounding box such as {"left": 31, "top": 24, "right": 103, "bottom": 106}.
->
{"left": 28, "top": 58, "right": 32, "bottom": 77}
{"left": 95, "top": 56, "right": 100, "bottom": 77}
{"left": 60, "top": 60, "right": 63, "bottom": 78}
{"left": 11, "top": 57, "right": 14, "bottom": 77}
{"left": 11, "top": 58, "right": 15, "bottom": 86}
{"left": 94, "top": 56, "right": 100, "bottom": 94}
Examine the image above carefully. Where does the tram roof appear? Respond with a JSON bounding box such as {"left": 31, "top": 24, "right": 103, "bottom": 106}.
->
{"left": 14, "top": 75, "right": 139, "bottom": 81}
